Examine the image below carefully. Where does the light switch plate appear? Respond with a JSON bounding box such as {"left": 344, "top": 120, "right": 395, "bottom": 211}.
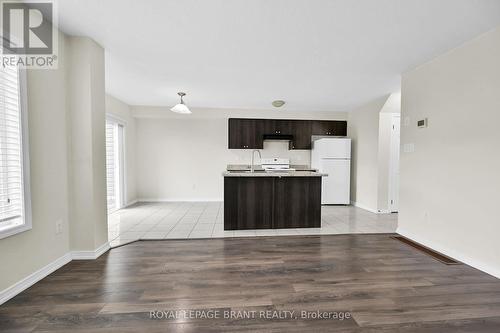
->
{"left": 55, "top": 219, "right": 63, "bottom": 235}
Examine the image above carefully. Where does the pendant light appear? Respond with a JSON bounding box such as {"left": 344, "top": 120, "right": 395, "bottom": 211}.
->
{"left": 170, "top": 92, "right": 191, "bottom": 114}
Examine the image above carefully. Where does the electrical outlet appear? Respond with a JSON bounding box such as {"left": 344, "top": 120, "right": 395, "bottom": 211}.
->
{"left": 55, "top": 219, "right": 63, "bottom": 235}
{"left": 403, "top": 143, "right": 415, "bottom": 153}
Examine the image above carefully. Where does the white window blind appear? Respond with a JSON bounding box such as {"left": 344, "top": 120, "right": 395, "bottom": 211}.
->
{"left": 106, "top": 119, "right": 125, "bottom": 214}
{"left": 106, "top": 121, "right": 117, "bottom": 212}
{"left": 0, "top": 64, "right": 25, "bottom": 230}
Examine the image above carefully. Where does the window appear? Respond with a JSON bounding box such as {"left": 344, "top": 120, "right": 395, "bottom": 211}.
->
{"left": 0, "top": 63, "right": 31, "bottom": 239}
{"left": 105, "top": 118, "right": 125, "bottom": 213}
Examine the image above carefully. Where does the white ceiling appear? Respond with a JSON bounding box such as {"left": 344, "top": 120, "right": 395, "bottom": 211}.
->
{"left": 57, "top": 0, "right": 500, "bottom": 111}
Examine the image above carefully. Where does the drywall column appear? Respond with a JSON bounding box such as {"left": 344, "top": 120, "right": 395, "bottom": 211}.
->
{"left": 348, "top": 93, "right": 401, "bottom": 213}
{"left": 347, "top": 96, "right": 387, "bottom": 212}
{"left": 67, "top": 37, "right": 108, "bottom": 251}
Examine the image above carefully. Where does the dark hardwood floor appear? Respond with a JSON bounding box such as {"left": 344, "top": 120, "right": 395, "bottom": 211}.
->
{"left": 2, "top": 234, "right": 500, "bottom": 332}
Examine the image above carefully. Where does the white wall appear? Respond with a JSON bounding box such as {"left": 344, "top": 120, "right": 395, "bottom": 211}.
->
{"left": 348, "top": 93, "right": 401, "bottom": 212}
{"left": 0, "top": 32, "right": 71, "bottom": 292}
{"left": 105, "top": 95, "right": 137, "bottom": 205}
{"left": 67, "top": 37, "right": 108, "bottom": 251}
{"left": 134, "top": 107, "right": 347, "bottom": 201}
{"left": 348, "top": 96, "right": 387, "bottom": 211}
{"left": 1, "top": 33, "right": 109, "bottom": 300}
{"left": 398, "top": 27, "right": 500, "bottom": 277}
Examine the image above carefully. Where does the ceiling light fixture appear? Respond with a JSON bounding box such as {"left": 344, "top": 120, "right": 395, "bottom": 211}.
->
{"left": 272, "top": 100, "right": 285, "bottom": 108}
{"left": 170, "top": 92, "right": 191, "bottom": 114}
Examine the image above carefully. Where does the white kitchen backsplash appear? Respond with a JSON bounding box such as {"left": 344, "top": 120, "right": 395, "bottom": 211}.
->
{"left": 229, "top": 141, "right": 311, "bottom": 165}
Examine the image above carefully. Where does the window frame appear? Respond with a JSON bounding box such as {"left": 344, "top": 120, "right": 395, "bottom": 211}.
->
{"left": 105, "top": 114, "right": 127, "bottom": 213}
{"left": 0, "top": 66, "right": 32, "bottom": 239}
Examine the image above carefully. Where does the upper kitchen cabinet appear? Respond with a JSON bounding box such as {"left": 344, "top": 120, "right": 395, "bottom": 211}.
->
{"left": 269, "top": 119, "right": 293, "bottom": 136}
{"left": 289, "top": 120, "right": 312, "bottom": 150}
{"left": 312, "top": 120, "right": 347, "bottom": 136}
{"left": 228, "top": 118, "right": 264, "bottom": 149}
{"left": 228, "top": 118, "right": 347, "bottom": 150}
{"left": 252, "top": 119, "right": 294, "bottom": 138}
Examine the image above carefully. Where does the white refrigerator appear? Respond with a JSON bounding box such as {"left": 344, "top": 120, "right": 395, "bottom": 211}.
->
{"left": 311, "top": 138, "right": 351, "bottom": 205}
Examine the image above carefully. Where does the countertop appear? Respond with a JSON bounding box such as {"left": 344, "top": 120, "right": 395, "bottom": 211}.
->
{"left": 226, "top": 164, "right": 316, "bottom": 172}
{"left": 223, "top": 170, "right": 327, "bottom": 177}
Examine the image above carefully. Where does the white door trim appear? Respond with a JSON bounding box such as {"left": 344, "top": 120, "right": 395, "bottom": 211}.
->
{"left": 388, "top": 114, "right": 401, "bottom": 212}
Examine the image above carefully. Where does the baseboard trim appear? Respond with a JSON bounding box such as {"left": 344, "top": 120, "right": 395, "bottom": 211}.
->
{"left": 0, "top": 242, "right": 111, "bottom": 305}
{"left": 71, "top": 242, "right": 110, "bottom": 260}
{"left": 137, "top": 198, "right": 223, "bottom": 203}
{"left": 397, "top": 227, "right": 500, "bottom": 279}
{"left": 125, "top": 199, "right": 138, "bottom": 207}
{"left": 350, "top": 201, "right": 378, "bottom": 214}
{"left": 0, "top": 253, "right": 72, "bottom": 305}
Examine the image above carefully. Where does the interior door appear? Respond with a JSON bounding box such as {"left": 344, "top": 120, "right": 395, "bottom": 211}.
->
{"left": 321, "top": 159, "right": 350, "bottom": 205}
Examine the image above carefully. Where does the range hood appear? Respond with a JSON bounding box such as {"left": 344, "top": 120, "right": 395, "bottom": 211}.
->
{"left": 263, "top": 134, "right": 293, "bottom": 141}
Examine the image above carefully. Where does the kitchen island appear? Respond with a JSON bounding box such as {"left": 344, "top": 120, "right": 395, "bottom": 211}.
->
{"left": 223, "top": 169, "right": 326, "bottom": 230}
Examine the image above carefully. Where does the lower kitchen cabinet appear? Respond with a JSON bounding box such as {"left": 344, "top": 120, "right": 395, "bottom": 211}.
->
{"left": 224, "top": 176, "right": 322, "bottom": 230}
{"left": 224, "top": 177, "right": 274, "bottom": 229}
{"left": 274, "top": 177, "right": 321, "bottom": 228}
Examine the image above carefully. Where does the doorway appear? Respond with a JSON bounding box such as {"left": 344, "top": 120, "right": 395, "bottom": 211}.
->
{"left": 105, "top": 117, "right": 125, "bottom": 213}
{"left": 388, "top": 114, "right": 401, "bottom": 212}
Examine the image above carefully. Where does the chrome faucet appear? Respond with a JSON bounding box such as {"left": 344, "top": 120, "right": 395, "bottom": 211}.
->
{"left": 250, "top": 150, "right": 262, "bottom": 172}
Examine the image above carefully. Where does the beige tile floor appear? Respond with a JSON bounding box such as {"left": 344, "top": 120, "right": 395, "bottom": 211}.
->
{"left": 108, "top": 202, "right": 398, "bottom": 247}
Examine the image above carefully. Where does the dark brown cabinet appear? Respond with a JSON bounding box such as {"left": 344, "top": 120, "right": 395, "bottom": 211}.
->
{"left": 272, "top": 119, "right": 293, "bottom": 135}
{"left": 273, "top": 177, "right": 321, "bottom": 228}
{"left": 312, "top": 120, "right": 347, "bottom": 136}
{"left": 289, "top": 120, "right": 312, "bottom": 150}
{"left": 228, "top": 118, "right": 347, "bottom": 149}
{"left": 228, "top": 118, "right": 264, "bottom": 149}
{"left": 224, "top": 176, "right": 321, "bottom": 230}
{"left": 224, "top": 177, "right": 274, "bottom": 229}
